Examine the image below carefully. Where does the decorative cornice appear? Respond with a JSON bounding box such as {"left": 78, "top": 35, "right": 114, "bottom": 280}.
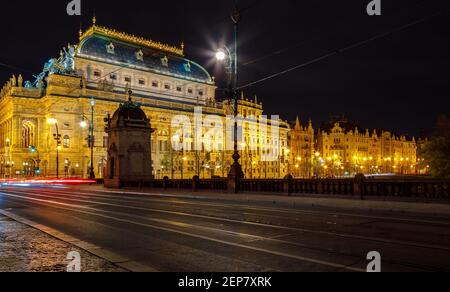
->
{"left": 79, "top": 24, "right": 184, "bottom": 57}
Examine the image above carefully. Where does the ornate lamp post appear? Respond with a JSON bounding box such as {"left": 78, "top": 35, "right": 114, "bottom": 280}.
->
{"left": 81, "top": 97, "right": 96, "bottom": 179}
{"left": 48, "top": 118, "right": 61, "bottom": 178}
{"left": 3, "top": 138, "right": 11, "bottom": 178}
{"left": 28, "top": 145, "right": 41, "bottom": 176}
{"left": 216, "top": 3, "right": 244, "bottom": 193}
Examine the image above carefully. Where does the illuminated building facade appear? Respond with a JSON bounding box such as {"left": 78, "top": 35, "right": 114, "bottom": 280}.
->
{"left": 316, "top": 117, "right": 418, "bottom": 176}
{"left": 288, "top": 117, "right": 315, "bottom": 178}
{"left": 0, "top": 20, "right": 290, "bottom": 179}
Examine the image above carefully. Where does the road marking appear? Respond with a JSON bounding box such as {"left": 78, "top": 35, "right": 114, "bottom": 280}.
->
{"left": 30, "top": 187, "right": 450, "bottom": 226}
{"left": 5, "top": 189, "right": 450, "bottom": 253}
{"left": 0, "top": 191, "right": 365, "bottom": 272}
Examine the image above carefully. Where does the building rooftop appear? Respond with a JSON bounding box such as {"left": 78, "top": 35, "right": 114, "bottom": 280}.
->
{"left": 77, "top": 22, "right": 214, "bottom": 85}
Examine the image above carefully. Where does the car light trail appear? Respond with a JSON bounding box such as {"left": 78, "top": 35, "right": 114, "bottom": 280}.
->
{"left": 0, "top": 179, "right": 97, "bottom": 187}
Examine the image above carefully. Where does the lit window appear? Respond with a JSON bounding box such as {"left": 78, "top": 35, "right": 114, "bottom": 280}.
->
{"left": 63, "top": 135, "right": 70, "bottom": 148}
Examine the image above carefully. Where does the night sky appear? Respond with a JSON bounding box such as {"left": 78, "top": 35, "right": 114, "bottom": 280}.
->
{"left": 1, "top": 0, "right": 449, "bottom": 137}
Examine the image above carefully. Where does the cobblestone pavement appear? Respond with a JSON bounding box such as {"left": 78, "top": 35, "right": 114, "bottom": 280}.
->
{"left": 0, "top": 215, "right": 125, "bottom": 272}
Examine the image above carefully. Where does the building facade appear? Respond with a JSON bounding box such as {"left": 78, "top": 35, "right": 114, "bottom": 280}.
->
{"left": 288, "top": 117, "right": 315, "bottom": 178}
{"left": 0, "top": 21, "right": 290, "bottom": 179}
{"left": 316, "top": 118, "right": 418, "bottom": 177}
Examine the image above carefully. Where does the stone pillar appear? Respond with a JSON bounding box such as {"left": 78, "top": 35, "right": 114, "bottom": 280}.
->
{"left": 283, "top": 174, "right": 293, "bottom": 195}
{"left": 353, "top": 173, "right": 366, "bottom": 200}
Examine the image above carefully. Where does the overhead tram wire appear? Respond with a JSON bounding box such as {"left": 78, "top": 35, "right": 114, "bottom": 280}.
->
{"left": 238, "top": 9, "right": 449, "bottom": 90}
{"left": 0, "top": 61, "right": 37, "bottom": 75}
{"left": 238, "top": 0, "right": 437, "bottom": 69}
{"left": 242, "top": 37, "right": 320, "bottom": 67}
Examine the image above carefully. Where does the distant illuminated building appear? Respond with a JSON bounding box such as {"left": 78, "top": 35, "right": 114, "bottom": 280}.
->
{"left": 316, "top": 116, "right": 418, "bottom": 176}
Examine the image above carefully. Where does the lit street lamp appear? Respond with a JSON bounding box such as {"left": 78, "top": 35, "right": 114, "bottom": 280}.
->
{"left": 81, "top": 97, "right": 96, "bottom": 179}
{"left": 216, "top": 3, "right": 244, "bottom": 193}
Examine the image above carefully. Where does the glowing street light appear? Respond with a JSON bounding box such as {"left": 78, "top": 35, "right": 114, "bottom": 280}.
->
{"left": 215, "top": 50, "right": 226, "bottom": 61}
{"left": 80, "top": 120, "right": 88, "bottom": 129}
{"left": 47, "top": 118, "right": 58, "bottom": 125}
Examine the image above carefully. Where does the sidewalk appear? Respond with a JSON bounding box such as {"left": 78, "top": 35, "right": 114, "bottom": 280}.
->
{"left": 0, "top": 214, "right": 124, "bottom": 272}
{"left": 80, "top": 185, "right": 450, "bottom": 217}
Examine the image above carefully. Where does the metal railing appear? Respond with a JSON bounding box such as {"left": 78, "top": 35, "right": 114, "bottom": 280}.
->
{"left": 111, "top": 176, "right": 450, "bottom": 200}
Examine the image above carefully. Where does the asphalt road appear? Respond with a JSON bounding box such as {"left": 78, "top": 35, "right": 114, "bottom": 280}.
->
{"left": 0, "top": 185, "right": 449, "bottom": 272}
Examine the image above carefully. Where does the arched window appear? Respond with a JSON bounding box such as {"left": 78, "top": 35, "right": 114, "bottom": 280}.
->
{"left": 63, "top": 135, "right": 70, "bottom": 148}
{"left": 21, "top": 121, "right": 35, "bottom": 148}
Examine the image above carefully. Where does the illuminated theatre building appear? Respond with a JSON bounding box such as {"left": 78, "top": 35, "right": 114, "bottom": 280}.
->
{"left": 0, "top": 21, "right": 291, "bottom": 179}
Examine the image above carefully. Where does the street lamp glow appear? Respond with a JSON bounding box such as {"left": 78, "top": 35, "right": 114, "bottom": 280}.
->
{"left": 47, "top": 118, "right": 57, "bottom": 125}
{"left": 80, "top": 120, "right": 88, "bottom": 128}
{"left": 216, "top": 50, "right": 226, "bottom": 61}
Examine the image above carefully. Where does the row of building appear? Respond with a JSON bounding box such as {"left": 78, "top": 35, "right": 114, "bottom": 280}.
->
{"left": 0, "top": 21, "right": 424, "bottom": 179}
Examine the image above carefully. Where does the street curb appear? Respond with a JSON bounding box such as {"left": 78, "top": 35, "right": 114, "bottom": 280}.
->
{"left": 0, "top": 209, "right": 158, "bottom": 273}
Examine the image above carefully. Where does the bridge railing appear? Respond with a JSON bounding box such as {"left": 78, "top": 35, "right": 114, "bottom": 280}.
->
{"left": 116, "top": 176, "right": 450, "bottom": 200}
{"left": 362, "top": 179, "right": 450, "bottom": 199}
